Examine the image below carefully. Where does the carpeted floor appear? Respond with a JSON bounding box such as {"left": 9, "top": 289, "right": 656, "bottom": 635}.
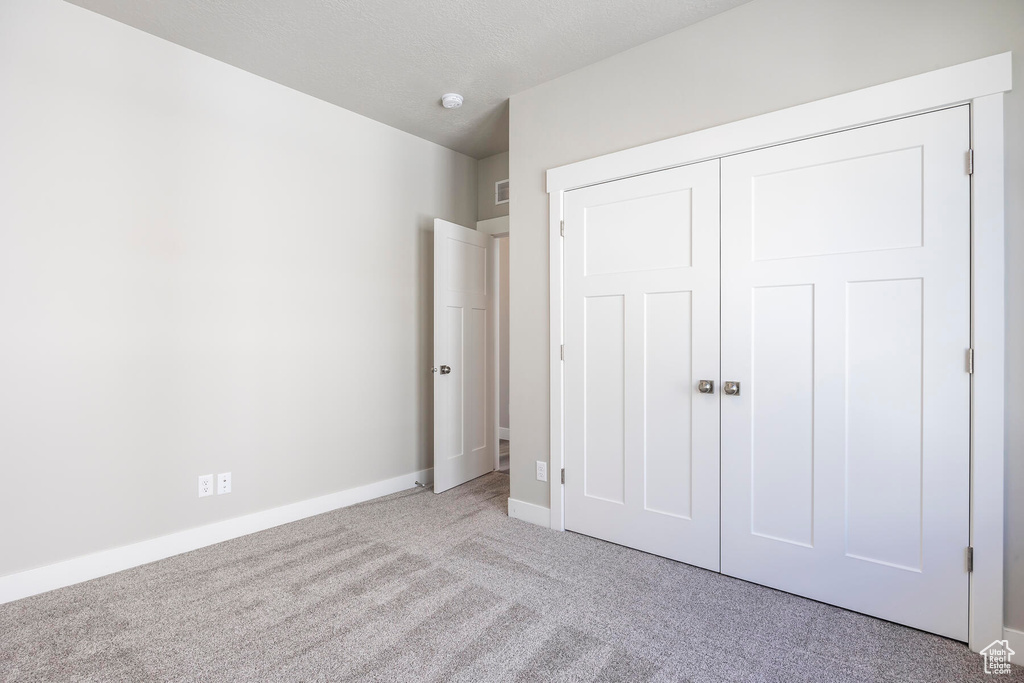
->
{"left": 499, "top": 439, "right": 509, "bottom": 473}
{"left": 0, "top": 473, "right": 1018, "bottom": 682}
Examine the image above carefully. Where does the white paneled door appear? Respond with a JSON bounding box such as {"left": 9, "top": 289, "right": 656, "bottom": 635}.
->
{"left": 563, "top": 160, "right": 721, "bottom": 570}
{"left": 433, "top": 219, "right": 496, "bottom": 493}
{"left": 720, "top": 106, "right": 971, "bottom": 639}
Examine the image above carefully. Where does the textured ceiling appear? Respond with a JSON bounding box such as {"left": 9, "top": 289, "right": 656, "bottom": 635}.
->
{"left": 65, "top": 0, "right": 750, "bottom": 158}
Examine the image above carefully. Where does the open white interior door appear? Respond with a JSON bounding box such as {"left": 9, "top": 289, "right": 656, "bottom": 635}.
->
{"left": 433, "top": 219, "right": 497, "bottom": 493}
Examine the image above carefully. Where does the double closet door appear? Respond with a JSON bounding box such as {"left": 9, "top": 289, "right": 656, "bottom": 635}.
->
{"left": 562, "top": 106, "right": 971, "bottom": 641}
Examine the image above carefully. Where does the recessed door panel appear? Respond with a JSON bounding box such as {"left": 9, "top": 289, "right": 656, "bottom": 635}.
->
{"left": 585, "top": 190, "right": 692, "bottom": 275}
{"left": 447, "top": 238, "right": 487, "bottom": 294}
{"left": 445, "top": 306, "right": 465, "bottom": 460}
{"left": 584, "top": 295, "right": 625, "bottom": 504}
{"left": 750, "top": 284, "right": 814, "bottom": 547}
{"left": 721, "top": 106, "right": 970, "bottom": 640}
{"left": 466, "top": 307, "right": 488, "bottom": 453}
{"left": 752, "top": 147, "right": 923, "bottom": 261}
{"left": 564, "top": 160, "right": 720, "bottom": 571}
{"left": 644, "top": 290, "right": 694, "bottom": 520}
{"left": 845, "top": 278, "right": 923, "bottom": 571}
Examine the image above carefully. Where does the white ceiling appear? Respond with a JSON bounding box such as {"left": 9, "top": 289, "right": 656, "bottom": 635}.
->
{"left": 65, "top": 0, "right": 750, "bottom": 159}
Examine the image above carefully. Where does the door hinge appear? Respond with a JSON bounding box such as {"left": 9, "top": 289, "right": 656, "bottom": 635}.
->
{"left": 560, "top": 344, "right": 564, "bottom": 361}
{"left": 967, "top": 546, "right": 974, "bottom": 572}
{"left": 967, "top": 348, "right": 975, "bottom": 374}
{"left": 967, "top": 149, "right": 974, "bottom": 175}
{"left": 560, "top": 219, "right": 564, "bottom": 237}
{"left": 561, "top": 468, "right": 565, "bottom": 484}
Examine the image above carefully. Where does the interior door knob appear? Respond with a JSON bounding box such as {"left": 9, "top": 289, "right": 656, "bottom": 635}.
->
{"left": 723, "top": 381, "right": 741, "bottom": 396}
{"left": 697, "top": 379, "right": 714, "bottom": 394}
{"left": 440, "top": 365, "right": 451, "bottom": 375}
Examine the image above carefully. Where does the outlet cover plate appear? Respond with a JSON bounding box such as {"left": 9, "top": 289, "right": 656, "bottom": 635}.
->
{"left": 217, "top": 472, "right": 232, "bottom": 495}
{"left": 536, "top": 461, "right": 547, "bottom": 482}
{"left": 198, "top": 474, "right": 214, "bottom": 498}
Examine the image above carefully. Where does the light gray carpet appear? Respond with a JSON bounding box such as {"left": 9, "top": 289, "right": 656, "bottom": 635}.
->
{"left": 0, "top": 473, "right": 1018, "bottom": 682}
{"left": 499, "top": 439, "right": 509, "bottom": 473}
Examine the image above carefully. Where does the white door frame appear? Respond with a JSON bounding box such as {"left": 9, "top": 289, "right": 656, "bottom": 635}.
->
{"left": 478, "top": 220, "right": 510, "bottom": 471}
{"left": 545, "top": 52, "right": 1011, "bottom": 653}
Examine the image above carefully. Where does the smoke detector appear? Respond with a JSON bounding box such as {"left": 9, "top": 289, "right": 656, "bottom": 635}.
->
{"left": 441, "top": 93, "right": 464, "bottom": 109}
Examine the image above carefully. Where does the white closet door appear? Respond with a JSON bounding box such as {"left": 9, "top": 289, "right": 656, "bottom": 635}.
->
{"left": 563, "top": 160, "right": 720, "bottom": 570}
{"left": 720, "top": 106, "right": 971, "bottom": 639}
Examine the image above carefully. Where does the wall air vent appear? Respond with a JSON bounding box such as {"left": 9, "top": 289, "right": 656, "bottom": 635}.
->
{"left": 495, "top": 179, "right": 509, "bottom": 205}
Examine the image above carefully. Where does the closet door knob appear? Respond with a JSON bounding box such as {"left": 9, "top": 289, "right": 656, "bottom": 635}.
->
{"left": 723, "top": 381, "right": 741, "bottom": 396}
{"left": 440, "top": 365, "right": 452, "bottom": 375}
{"left": 697, "top": 380, "right": 714, "bottom": 394}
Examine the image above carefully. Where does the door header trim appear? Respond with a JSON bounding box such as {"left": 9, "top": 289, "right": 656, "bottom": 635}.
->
{"left": 546, "top": 52, "right": 1011, "bottom": 193}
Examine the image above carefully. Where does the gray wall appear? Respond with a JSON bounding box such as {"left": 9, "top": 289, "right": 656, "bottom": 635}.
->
{"left": 0, "top": 0, "right": 477, "bottom": 577}
{"left": 477, "top": 152, "right": 510, "bottom": 221}
{"left": 508, "top": 0, "right": 1024, "bottom": 629}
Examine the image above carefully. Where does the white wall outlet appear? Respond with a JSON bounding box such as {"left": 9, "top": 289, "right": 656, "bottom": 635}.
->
{"left": 536, "top": 461, "right": 547, "bottom": 482}
{"left": 217, "top": 472, "right": 232, "bottom": 495}
{"left": 198, "top": 474, "right": 214, "bottom": 498}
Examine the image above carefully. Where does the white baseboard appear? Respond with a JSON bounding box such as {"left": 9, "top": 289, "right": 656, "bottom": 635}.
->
{"left": 507, "top": 497, "right": 550, "bottom": 528}
{"left": 1004, "top": 626, "right": 1023, "bottom": 649}
{"left": 498, "top": 427, "right": 511, "bottom": 441}
{"left": 0, "top": 467, "right": 432, "bottom": 605}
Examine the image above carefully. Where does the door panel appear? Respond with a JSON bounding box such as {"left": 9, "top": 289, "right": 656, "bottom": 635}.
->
{"left": 585, "top": 189, "right": 693, "bottom": 274}
{"left": 445, "top": 306, "right": 464, "bottom": 460}
{"left": 751, "top": 146, "right": 923, "bottom": 261}
{"left": 583, "top": 295, "right": 626, "bottom": 504}
{"left": 720, "top": 106, "right": 971, "bottom": 640}
{"left": 434, "top": 219, "right": 495, "bottom": 493}
{"left": 644, "top": 290, "right": 694, "bottom": 519}
{"left": 564, "top": 160, "right": 720, "bottom": 570}
{"left": 750, "top": 284, "right": 814, "bottom": 547}
{"left": 845, "top": 278, "right": 924, "bottom": 571}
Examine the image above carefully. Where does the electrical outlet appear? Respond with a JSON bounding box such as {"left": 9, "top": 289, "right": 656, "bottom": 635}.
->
{"left": 536, "top": 461, "right": 547, "bottom": 482}
{"left": 217, "top": 472, "right": 232, "bottom": 495}
{"left": 198, "top": 474, "right": 213, "bottom": 498}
